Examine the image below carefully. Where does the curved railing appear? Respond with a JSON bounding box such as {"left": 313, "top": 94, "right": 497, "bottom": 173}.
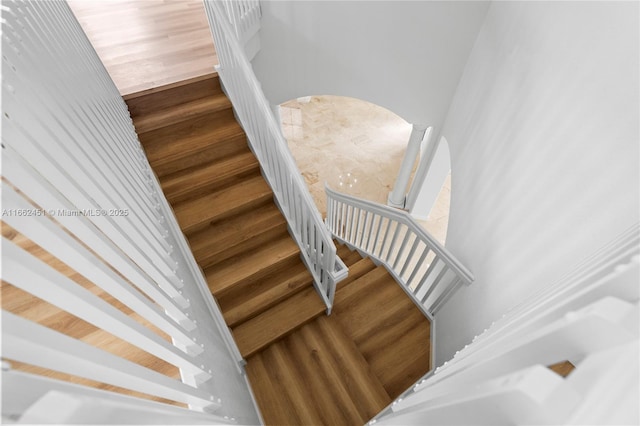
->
{"left": 325, "top": 185, "right": 473, "bottom": 316}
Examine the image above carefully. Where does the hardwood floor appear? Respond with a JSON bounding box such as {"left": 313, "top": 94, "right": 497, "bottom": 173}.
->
{"left": 68, "top": 0, "right": 217, "bottom": 96}
{"left": 127, "top": 75, "right": 432, "bottom": 425}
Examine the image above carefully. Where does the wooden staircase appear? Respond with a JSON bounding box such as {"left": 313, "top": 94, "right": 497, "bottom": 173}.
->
{"left": 125, "top": 73, "right": 325, "bottom": 359}
{"left": 125, "top": 74, "right": 431, "bottom": 425}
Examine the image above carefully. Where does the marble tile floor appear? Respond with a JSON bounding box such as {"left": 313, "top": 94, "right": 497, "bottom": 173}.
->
{"left": 280, "top": 95, "right": 451, "bottom": 245}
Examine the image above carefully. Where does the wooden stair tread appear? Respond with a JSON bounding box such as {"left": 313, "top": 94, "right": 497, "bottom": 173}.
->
{"left": 220, "top": 263, "right": 313, "bottom": 328}
{"left": 352, "top": 294, "right": 420, "bottom": 348}
{"left": 173, "top": 174, "right": 273, "bottom": 235}
{"left": 295, "top": 323, "right": 368, "bottom": 424}
{"left": 335, "top": 276, "right": 404, "bottom": 342}
{"left": 161, "top": 151, "right": 260, "bottom": 204}
{"left": 262, "top": 344, "right": 325, "bottom": 425}
{"left": 232, "top": 287, "right": 326, "bottom": 358}
{"left": 245, "top": 352, "right": 301, "bottom": 425}
{"left": 142, "top": 115, "right": 245, "bottom": 166}
{"left": 314, "top": 316, "right": 392, "bottom": 419}
{"left": 133, "top": 94, "right": 232, "bottom": 134}
{"left": 368, "top": 322, "right": 431, "bottom": 398}
{"left": 357, "top": 305, "right": 427, "bottom": 356}
{"left": 336, "top": 257, "right": 377, "bottom": 290}
{"left": 188, "top": 202, "right": 286, "bottom": 269}
{"left": 284, "top": 330, "right": 357, "bottom": 425}
{"left": 332, "top": 266, "right": 391, "bottom": 309}
{"left": 205, "top": 235, "right": 300, "bottom": 298}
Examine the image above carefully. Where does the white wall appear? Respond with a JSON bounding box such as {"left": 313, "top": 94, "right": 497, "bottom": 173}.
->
{"left": 435, "top": 1, "right": 639, "bottom": 364}
{"left": 252, "top": 1, "right": 489, "bottom": 126}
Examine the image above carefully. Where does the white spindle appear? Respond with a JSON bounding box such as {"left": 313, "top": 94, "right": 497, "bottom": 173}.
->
{"left": 3, "top": 370, "right": 234, "bottom": 425}
{"left": 1, "top": 184, "right": 199, "bottom": 350}
{"left": 2, "top": 0, "right": 252, "bottom": 420}
{"left": 325, "top": 185, "right": 473, "bottom": 316}
{"left": 3, "top": 312, "right": 220, "bottom": 412}
{"left": 2, "top": 240, "right": 209, "bottom": 380}
{"left": 1, "top": 147, "right": 191, "bottom": 312}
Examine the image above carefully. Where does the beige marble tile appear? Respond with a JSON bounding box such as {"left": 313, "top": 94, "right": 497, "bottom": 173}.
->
{"left": 281, "top": 95, "right": 451, "bottom": 245}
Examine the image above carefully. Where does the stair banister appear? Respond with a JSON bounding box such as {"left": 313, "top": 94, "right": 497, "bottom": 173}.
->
{"left": 203, "top": 0, "right": 348, "bottom": 312}
{"left": 1, "top": 0, "right": 257, "bottom": 423}
{"left": 326, "top": 184, "right": 473, "bottom": 318}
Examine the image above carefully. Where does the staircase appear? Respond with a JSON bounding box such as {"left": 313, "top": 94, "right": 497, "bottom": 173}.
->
{"left": 125, "top": 74, "right": 431, "bottom": 425}
{"left": 125, "top": 73, "right": 326, "bottom": 359}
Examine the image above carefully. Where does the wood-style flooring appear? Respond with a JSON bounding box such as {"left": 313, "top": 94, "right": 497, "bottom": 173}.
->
{"left": 127, "top": 74, "right": 433, "bottom": 425}
{"left": 68, "top": 0, "right": 217, "bottom": 96}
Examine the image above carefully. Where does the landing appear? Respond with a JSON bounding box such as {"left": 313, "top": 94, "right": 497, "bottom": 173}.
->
{"left": 246, "top": 243, "right": 432, "bottom": 425}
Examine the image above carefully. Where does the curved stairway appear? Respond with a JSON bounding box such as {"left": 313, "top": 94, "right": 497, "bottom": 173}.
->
{"left": 125, "top": 74, "right": 431, "bottom": 425}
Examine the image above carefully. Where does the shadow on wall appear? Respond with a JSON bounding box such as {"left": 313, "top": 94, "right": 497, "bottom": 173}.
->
{"left": 279, "top": 94, "right": 451, "bottom": 245}
{"left": 410, "top": 136, "right": 452, "bottom": 245}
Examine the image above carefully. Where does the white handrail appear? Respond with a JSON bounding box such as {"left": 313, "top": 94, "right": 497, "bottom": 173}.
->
{"left": 326, "top": 184, "right": 473, "bottom": 316}
{"left": 203, "top": 0, "right": 347, "bottom": 311}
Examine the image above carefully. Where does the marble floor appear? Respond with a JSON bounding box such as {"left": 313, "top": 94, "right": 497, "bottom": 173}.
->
{"left": 280, "top": 95, "right": 451, "bottom": 245}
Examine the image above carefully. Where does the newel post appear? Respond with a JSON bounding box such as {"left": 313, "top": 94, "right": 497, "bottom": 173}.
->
{"left": 387, "top": 124, "right": 428, "bottom": 209}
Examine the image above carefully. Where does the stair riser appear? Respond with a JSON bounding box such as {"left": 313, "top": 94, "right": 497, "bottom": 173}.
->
{"left": 126, "top": 75, "right": 223, "bottom": 118}
{"left": 197, "top": 222, "right": 289, "bottom": 270}
{"left": 164, "top": 164, "right": 261, "bottom": 205}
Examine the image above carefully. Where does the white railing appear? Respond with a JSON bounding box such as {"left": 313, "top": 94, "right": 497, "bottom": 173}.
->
{"left": 1, "top": 1, "right": 255, "bottom": 423}
{"left": 203, "top": 0, "right": 347, "bottom": 312}
{"left": 218, "top": 0, "right": 261, "bottom": 44}
{"left": 326, "top": 185, "right": 473, "bottom": 317}
{"left": 370, "top": 223, "right": 640, "bottom": 425}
